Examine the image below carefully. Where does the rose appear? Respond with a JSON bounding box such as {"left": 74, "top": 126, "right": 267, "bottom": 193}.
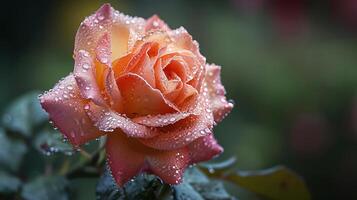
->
{"left": 39, "top": 4, "right": 233, "bottom": 186}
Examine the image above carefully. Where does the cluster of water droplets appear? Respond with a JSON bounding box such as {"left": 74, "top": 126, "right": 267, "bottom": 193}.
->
{"left": 85, "top": 105, "right": 156, "bottom": 138}
{"left": 134, "top": 112, "right": 191, "bottom": 127}
{"left": 146, "top": 152, "right": 187, "bottom": 185}
{"left": 204, "top": 65, "right": 234, "bottom": 122}
{"left": 39, "top": 74, "right": 79, "bottom": 106}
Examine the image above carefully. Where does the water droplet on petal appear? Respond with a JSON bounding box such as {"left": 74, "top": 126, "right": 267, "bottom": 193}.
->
{"left": 82, "top": 63, "right": 90, "bottom": 70}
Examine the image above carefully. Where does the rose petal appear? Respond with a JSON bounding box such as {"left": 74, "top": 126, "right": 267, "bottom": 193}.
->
{"left": 74, "top": 4, "right": 113, "bottom": 56}
{"left": 168, "top": 27, "right": 206, "bottom": 91}
{"left": 154, "top": 58, "right": 171, "bottom": 93}
{"left": 139, "top": 115, "right": 211, "bottom": 150}
{"left": 145, "top": 15, "right": 170, "bottom": 31}
{"left": 127, "top": 42, "right": 159, "bottom": 87}
{"left": 39, "top": 74, "right": 104, "bottom": 146}
{"left": 188, "top": 134, "right": 223, "bottom": 164}
{"left": 106, "top": 131, "right": 147, "bottom": 186}
{"left": 139, "top": 93, "right": 214, "bottom": 150}
{"left": 139, "top": 114, "right": 214, "bottom": 151}
{"left": 104, "top": 67, "right": 123, "bottom": 112}
{"left": 116, "top": 73, "right": 179, "bottom": 117}
{"left": 74, "top": 3, "right": 145, "bottom": 60}
{"left": 112, "top": 52, "right": 132, "bottom": 78}
{"left": 174, "top": 83, "right": 198, "bottom": 108}
{"left": 111, "top": 10, "right": 146, "bottom": 60}
{"left": 168, "top": 27, "right": 206, "bottom": 67}
{"left": 134, "top": 30, "right": 172, "bottom": 49}
{"left": 164, "top": 80, "right": 184, "bottom": 102}
{"left": 162, "top": 56, "right": 188, "bottom": 82}
{"left": 205, "top": 64, "right": 234, "bottom": 123}
{"left": 85, "top": 102, "right": 157, "bottom": 138}
{"left": 73, "top": 49, "right": 106, "bottom": 106}
{"left": 95, "top": 33, "right": 112, "bottom": 66}
{"left": 106, "top": 130, "right": 189, "bottom": 186}
{"left": 146, "top": 148, "right": 189, "bottom": 184}
{"left": 132, "top": 112, "right": 192, "bottom": 127}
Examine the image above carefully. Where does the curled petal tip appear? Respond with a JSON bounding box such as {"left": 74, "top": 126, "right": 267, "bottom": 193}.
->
{"left": 96, "top": 3, "right": 113, "bottom": 19}
{"left": 146, "top": 14, "right": 170, "bottom": 31}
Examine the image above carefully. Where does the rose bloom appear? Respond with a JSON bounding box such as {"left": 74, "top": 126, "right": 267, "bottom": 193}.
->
{"left": 40, "top": 4, "right": 233, "bottom": 186}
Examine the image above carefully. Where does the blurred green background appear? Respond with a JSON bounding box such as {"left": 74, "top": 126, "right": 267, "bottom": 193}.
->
{"left": 1, "top": 0, "right": 357, "bottom": 199}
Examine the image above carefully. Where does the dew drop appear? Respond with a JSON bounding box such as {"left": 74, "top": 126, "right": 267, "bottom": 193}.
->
{"left": 152, "top": 21, "right": 159, "bottom": 27}
{"left": 82, "top": 63, "right": 90, "bottom": 70}
{"left": 97, "top": 15, "right": 104, "bottom": 21}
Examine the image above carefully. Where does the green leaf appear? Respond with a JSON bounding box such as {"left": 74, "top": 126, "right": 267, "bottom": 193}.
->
{"left": 96, "top": 169, "right": 171, "bottom": 200}
{"left": 184, "top": 167, "right": 236, "bottom": 200}
{"left": 96, "top": 166, "right": 235, "bottom": 200}
{"left": 96, "top": 169, "right": 125, "bottom": 200}
{"left": 2, "top": 92, "right": 48, "bottom": 137}
{"left": 0, "top": 128, "right": 27, "bottom": 171}
{"left": 191, "top": 181, "right": 235, "bottom": 200}
{"left": 173, "top": 183, "right": 204, "bottom": 200}
{"left": 226, "top": 166, "right": 311, "bottom": 200}
{"left": 0, "top": 171, "right": 21, "bottom": 193}
{"left": 33, "top": 128, "right": 73, "bottom": 155}
{"left": 124, "top": 174, "right": 164, "bottom": 200}
{"left": 21, "top": 176, "right": 69, "bottom": 200}
{"left": 200, "top": 157, "right": 237, "bottom": 176}
{"left": 183, "top": 167, "right": 210, "bottom": 184}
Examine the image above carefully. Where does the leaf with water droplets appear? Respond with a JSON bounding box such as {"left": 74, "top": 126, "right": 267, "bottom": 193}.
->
{"left": 0, "top": 128, "right": 27, "bottom": 171}
{"left": 183, "top": 167, "right": 209, "bottom": 184}
{"left": 199, "top": 157, "right": 237, "bottom": 176}
{"left": 96, "top": 168, "right": 125, "bottom": 200}
{"left": 173, "top": 182, "right": 204, "bottom": 200}
{"left": 33, "top": 128, "right": 73, "bottom": 156}
{"left": 173, "top": 174, "right": 235, "bottom": 200}
{"left": 21, "top": 176, "right": 69, "bottom": 200}
{"left": 189, "top": 181, "right": 235, "bottom": 200}
{"left": 2, "top": 92, "right": 48, "bottom": 137}
{"left": 96, "top": 167, "right": 174, "bottom": 200}
{"left": 96, "top": 165, "right": 235, "bottom": 200}
{"left": 0, "top": 171, "right": 22, "bottom": 193}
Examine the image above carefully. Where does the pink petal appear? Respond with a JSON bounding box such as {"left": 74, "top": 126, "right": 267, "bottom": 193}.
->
{"left": 95, "top": 33, "right": 112, "bottom": 66}
{"left": 106, "top": 131, "right": 190, "bottom": 186}
{"left": 74, "top": 4, "right": 113, "bottom": 56}
{"left": 110, "top": 10, "right": 146, "bottom": 60}
{"left": 139, "top": 115, "right": 212, "bottom": 150}
{"left": 106, "top": 131, "right": 147, "bottom": 186}
{"left": 104, "top": 67, "right": 123, "bottom": 112}
{"left": 205, "top": 64, "right": 234, "bottom": 123}
{"left": 132, "top": 112, "right": 192, "bottom": 127}
{"left": 85, "top": 101, "right": 157, "bottom": 138}
{"left": 146, "top": 148, "right": 189, "bottom": 184}
{"left": 174, "top": 83, "right": 198, "bottom": 108}
{"left": 127, "top": 42, "right": 159, "bottom": 87}
{"left": 162, "top": 56, "right": 188, "bottom": 82}
{"left": 73, "top": 49, "right": 106, "bottom": 106}
{"left": 188, "top": 134, "right": 223, "bottom": 164}
{"left": 39, "top": 74, "right": 104, "bottom": 146}
{"left": 145, "top": 15, "right": 170, "bottom": 31}
{"left": 167, "top": 27, "right": 207, "bottom": 91}
{"left": 116, "top": 73, "right": 179, "bottom": 117}
{"left": 139, "top": 94, "right": 214, "bottom": 150}
{"left": 168, "top": 27, "right": 206, "bottom": 67}
{"left": 95, "top": 34, "right": 124, "bottom": 112}
{"left": 74, "top": 4, "right": 145, "bottom": 60}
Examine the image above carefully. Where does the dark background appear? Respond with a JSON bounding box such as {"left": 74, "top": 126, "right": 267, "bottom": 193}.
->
{"left": 1, "top": 0, "right": 357, "bottom": 199}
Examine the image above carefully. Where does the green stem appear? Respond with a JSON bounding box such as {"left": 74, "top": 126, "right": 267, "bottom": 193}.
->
{"left": 65, "top": 147, "right": 105, "bottom": 179}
